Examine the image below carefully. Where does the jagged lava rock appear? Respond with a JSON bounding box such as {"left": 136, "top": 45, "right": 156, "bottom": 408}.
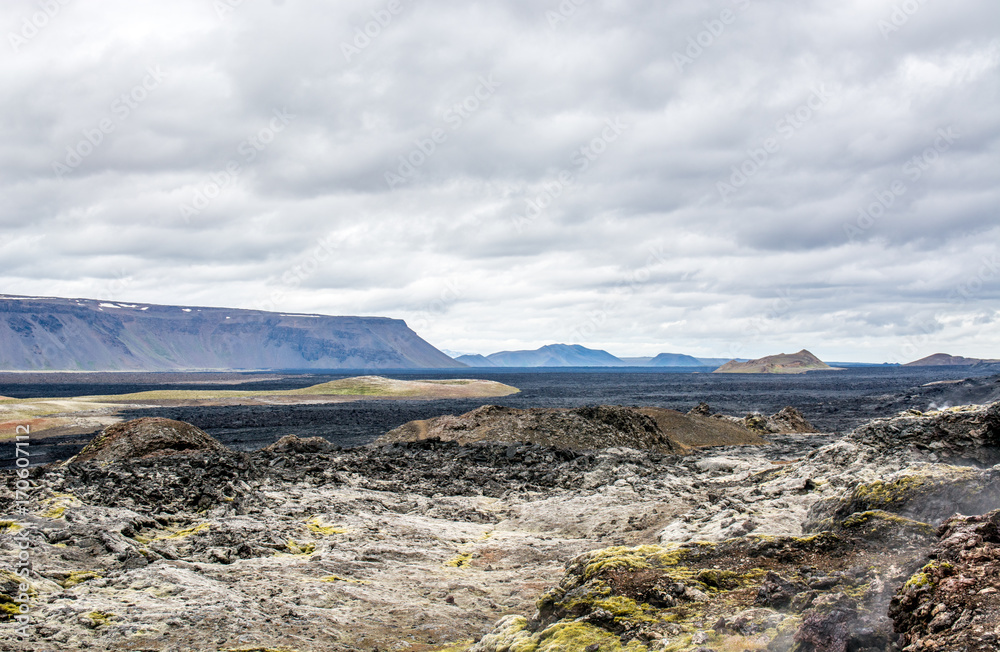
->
{"left": 262, "top": 433, "right": 336, "bottom": 454}
{"left": 847, "top": 402, "right": 1000, "bottom": 466}
{"left": 71, "top": 417, "right": 229, "bottom": 464}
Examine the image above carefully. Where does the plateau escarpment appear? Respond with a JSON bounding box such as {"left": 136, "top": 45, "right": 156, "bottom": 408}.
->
{"left": 0, "top": 294, "right": 462, "bottom": 371}
{"left": 2, "top": 403, "right": 1000, "bottom": 650}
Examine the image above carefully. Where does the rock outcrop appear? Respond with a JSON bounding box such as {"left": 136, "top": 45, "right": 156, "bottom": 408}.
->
{"left": 379, "top": 404, "right": 783, "bottom": 452}
{"left": 847, "top": 402, "right": 1000, "bottom": 466}
{"left": 70, "top": 417, "right": 229, "bottom": 464}
{"left": 890, "top": 509, "right": 1000, "bottom": 651}
{"left": 378, "top": 405, "right": 679, "bottom": 452}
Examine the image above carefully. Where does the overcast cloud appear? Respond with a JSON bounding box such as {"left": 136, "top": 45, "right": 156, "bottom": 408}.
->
{"left": 1, "top": 0, "right": 998, "bottom": 362}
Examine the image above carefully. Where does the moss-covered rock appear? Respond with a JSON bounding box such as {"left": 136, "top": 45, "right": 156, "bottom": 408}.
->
{"left": 804, "top": 465, "right": 1000, "bottom": 530}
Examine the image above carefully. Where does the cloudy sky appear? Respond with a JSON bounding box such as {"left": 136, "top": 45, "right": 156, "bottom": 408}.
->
{"left": 2, "top": 0, "right": 998, "bottom": 363}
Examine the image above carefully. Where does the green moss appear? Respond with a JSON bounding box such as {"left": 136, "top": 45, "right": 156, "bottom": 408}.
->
{"left": 86, "top": 611, "right": 114, "bottom": 627}
{"left": 530, "top": 622, "right": 648, "bottom": 652}
{"left": 134, "top": 522, "right": 210, "bottom": 544}
{"left": 305, "top": 518, "right": 347, "bottom": 536}
{"left": 853, "top": 476, "right": 927, "bottom": 507}
{"left": 841, "top": 510, "right": 936, "bottom": 536}
{"left": 62, "top": 570, "right": 103, "bottom": 588}
{"left": 0, "top": 520, "right": 22, "bottom": 534}
{"left": 1, "top": 600, "right": 24, "bottom": 619}
{"left": 428, "top": 642, "right": 474, "bottom": 652}
{"left": 170, "top": 523, "right": 210, "bottom": 538}
{"left": 445, "top": 552, "right": 473, "bottom": 568}
{"left": 581, "top": 544, "right": 680, "bottom": 579}
{"left": 285, "top": 539, "right": 316, "bottom": 555}
{"left": 904, "top": 560, "right": 954, "bottom": 590}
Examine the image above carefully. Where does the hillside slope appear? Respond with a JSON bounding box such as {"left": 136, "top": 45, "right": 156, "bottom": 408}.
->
{"left": 0, "top": 295, "right": 462, "bottom": 371}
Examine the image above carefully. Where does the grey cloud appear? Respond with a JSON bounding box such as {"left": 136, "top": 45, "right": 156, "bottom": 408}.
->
{"left": 1, "top": 0, "right": 998, "bottom": 361}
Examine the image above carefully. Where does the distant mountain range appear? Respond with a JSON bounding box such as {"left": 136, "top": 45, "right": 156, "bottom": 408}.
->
{"left": 466, "top": 344, "right": 627, "bottom": 367}
{"left": 713, "top": 349, "right": 839, "bottom": 374}
{"left": 905, "top": 353, "right": 1000, "bottom": 366}
{"left": 0, "top": 295, "right": 462, "bottom": 371}
{"left": 455, "top": 344, "right": 713, "bottom": 368}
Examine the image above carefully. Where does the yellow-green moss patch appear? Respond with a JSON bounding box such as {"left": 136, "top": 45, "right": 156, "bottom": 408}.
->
{"left": 305, "top": 518, "right": 347, "bottom": 536}
{"left": 133, "top": 522, "right": 210, "bottom": 544}
{"left": 319, "top": 575, "right": 370, "bottom": 585}
{"left": 285, "top": 539, "right": 316, "bottom": 555}
{"left": 445, "top": 552, "right": 473, "bottom": 568}
{"left": 0, "top": 520, "right": 22, "bottom": 534}
{"left": 86, "top": 611, "right": 114, "bottom": 627}
{"left": 62, "top": 571, "right": 103, "bottom": 588}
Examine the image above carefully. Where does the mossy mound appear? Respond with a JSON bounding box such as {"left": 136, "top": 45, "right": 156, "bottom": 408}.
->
{"left": 72, "top": 417, "right": 228, "bottom": 464}
{"left": 475, "top": 525, "right": 928, "bottom": 652}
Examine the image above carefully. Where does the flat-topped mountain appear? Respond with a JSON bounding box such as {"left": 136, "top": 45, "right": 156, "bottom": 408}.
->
{"left": 0, "top": 294, "right": 462, "bottom": 371}
{"left": 713, "top": 349, "right": 839, "bottom": 374}
{"left": 905, "top": 353, "right": 999, "bottom": 366}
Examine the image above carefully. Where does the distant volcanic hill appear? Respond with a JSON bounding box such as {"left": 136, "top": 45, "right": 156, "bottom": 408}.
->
{"left": 713, "top": 349, "right": 839, "bottom": 374}
{"left": 647, "top": 352, "right": 705, "bottom": 367}
{"left": 905, "top": 353, "right": 1000, "bottom": 366}
{"left": 481, "top": 343, "right": 627, "bottom": 367}
{"left": 0, "top": 294, "right": 463, "bottom": 371}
